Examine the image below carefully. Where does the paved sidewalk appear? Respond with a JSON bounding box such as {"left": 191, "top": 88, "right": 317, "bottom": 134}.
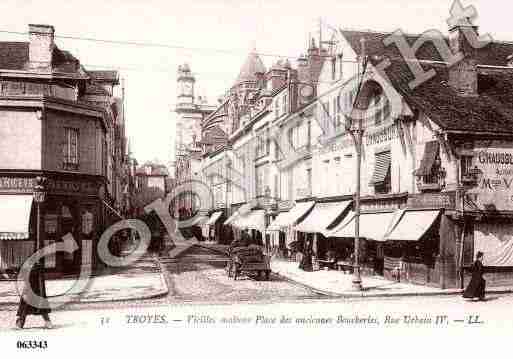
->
{"left": 0, "top": 267, "right": 168, "bottom": 306}
{"left": 271, "top": 259, "right": 513, "bottom": 298}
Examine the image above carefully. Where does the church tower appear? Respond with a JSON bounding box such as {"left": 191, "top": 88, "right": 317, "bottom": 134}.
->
{"left": 177, "top": 63, "right": 195, "bottom": 109}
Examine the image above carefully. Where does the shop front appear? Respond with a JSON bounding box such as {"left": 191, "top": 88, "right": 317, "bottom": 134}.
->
{"left": 204, "top": 210, "right": 224, "bottom": 242}
{"left": 267, "top": 201, "right": 315, "bottom": 258}
{"left": 294, "top": 200, "right": 352, "bottom": 266}
{"left": 0, "top": 173, "right": 104, "bottom": 276}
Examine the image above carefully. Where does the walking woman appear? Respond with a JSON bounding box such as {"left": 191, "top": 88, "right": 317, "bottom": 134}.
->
{"left": 15, "top": 263, "right": 53, "bottom": 329}
{"left": 463, "top": 251, "right": 486, "bottom": 301}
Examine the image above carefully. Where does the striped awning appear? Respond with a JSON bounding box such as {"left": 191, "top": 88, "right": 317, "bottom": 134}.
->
{"left": 224, "top": 202, "right": 253, "bottom": 226}
{"left": 295, "top": 201, "right": 351, "bottom": 234}
{"left": 267, "top": 201, "right": 315, "bottom": 231}
{"left": 369, "top": 151, "right": 391, "bottom": 185}
{"left": 206, "top": 211, "right": 223, "bottom": 225}
{"left": 233, "top": 210, "right": 266, "bottom": 232}
{"left": 385, "top": 210, "right": 440, "bottom": 241}
{"left": 0, "top": 195, "right": 33, "bottom": 240}
{"left": 327, "top": 210, "right": 400, "bottom": 241}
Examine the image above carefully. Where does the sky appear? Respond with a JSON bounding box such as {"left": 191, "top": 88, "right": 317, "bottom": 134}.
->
{"left": 0, "top": 0, "right": 511, "bottom": 171}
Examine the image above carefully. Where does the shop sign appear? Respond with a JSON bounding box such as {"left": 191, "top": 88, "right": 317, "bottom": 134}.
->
{"left": 365, "top": 123, "right": 399, "bottom": 146}
{"left": 407, "top": 191, "right": 456, "bottom": 209}
{"left": 46, "top": 179, "right": 99, "bottom": 196}
{"left": 0, "top": 177, "right": 34, "bottom": 192}
{"left": 0, "top": 176, "right": 100, "bottom": 196}
{"left": 471, "top": 145, "right": 513, "bottom": 211}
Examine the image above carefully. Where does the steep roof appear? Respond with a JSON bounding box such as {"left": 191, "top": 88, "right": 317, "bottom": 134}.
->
{"left": 341, "top": 29, "right": 513, "bottom": 134}
{"left": 200, "top": 125, "right": 228, "bottom": 145}
{"left": 340, "top": 29, "right": 513, "bottom": 66}
{"left": 0, "top": 42, "right": 29, "bottom": 70}
{"left": 381, "top": 59, "right": 513, "bottom": 134}
{"left": 234, "top": 51, "right": 266, "bottom": 84}
{"left": 0, "top": 41, "right": 86, "bottom": 77}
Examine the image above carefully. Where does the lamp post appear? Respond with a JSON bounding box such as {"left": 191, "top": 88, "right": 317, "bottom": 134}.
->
{"left": 346, "top": 38, "right": 368, "bottom": 291}
{"left": 33, "top": 176, "right": 47, "bottom": 269}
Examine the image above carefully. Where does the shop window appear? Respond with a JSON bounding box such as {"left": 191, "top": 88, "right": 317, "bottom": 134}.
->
{"left": 63, "top": 127, "right": 79, "bottom": 171}
{"left": 282, "top": 94, "right": 288, "bottom": 115}
{"left": 460, "top": 155, "right": 475, "bottom": 183}
{"left": 370, "top": 151, "right": 391, "bottom": 194}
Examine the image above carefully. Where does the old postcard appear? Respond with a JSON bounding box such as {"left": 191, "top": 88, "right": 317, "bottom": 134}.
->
{"left": 0, "top": 0, "right": 512, "bottom": 357}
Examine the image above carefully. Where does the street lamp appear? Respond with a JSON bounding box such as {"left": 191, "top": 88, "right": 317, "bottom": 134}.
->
{"left": 344, "top": 39, "right": 370, "bottom": 291}
{"left": 33, "top": 176, "right": 47, "bottom": 269}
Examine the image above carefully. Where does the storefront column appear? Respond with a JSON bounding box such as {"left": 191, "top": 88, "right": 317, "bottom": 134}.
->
{"left": 438, "top": 214, "right": 458, "bottom": 289}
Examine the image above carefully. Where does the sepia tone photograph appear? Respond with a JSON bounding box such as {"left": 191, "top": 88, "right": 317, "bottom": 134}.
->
{"left": 0, "top": 0, "right": 512, "bottom": 356}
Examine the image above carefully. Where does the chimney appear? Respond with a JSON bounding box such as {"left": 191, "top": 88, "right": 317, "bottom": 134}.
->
{"left": 29, "top": 24, "right": 55, "bottom": 71}
{"left": 448, "top": 18, "right": 478, "bottom": 96}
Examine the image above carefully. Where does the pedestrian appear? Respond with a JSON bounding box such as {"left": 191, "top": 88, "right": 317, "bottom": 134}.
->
{"left": 463, "top": 251, "right": 486, "bottom": 301}
{"left": 15, "top": 263, "right": 53, "bottom": 329}
{"left": 240, "top": 227, "right": 251, "bottom": 247}
{"left": 299, "top": 247, "right": 313, "bottom": 272}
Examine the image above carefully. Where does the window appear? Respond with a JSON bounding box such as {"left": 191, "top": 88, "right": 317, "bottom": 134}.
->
{"left": 63, "top": 127, "right": 79, "bottom": 170}
{"left": 323, "top": 159, "right": 330, "bottom": 193}
{"left": 274, "top": 99, "right": 279, "bottom": 118}
{"left": 274, "top": 174, "right": 279, "bottom": 198}
{"left": 255, "top": 132, "right": 266, "bottom": 158}
{"left": 338, "top": 54, "right": 343, "bottom": 79}
{"left": 372, "top": 97, "right": 381, "bottom": 126}
{"left": 371, "top": 151, "right": 391, "bottom": 194}
{"left": 306, "top": 168, "right": 312, "bottom": 195}
{"left": 282, "top": 94, "right": 288, "bottom": 115}
{"left": 331, "top": 57, "right": 336, "bottom": 80}
{"left": 265, "top": 128, "right": 270, "bottom": 155}
{"left": 416, "top": 141, "right": 442, "bottom": 188}
{"left": 460, "top": 155, "right": 474, "bottom": 179}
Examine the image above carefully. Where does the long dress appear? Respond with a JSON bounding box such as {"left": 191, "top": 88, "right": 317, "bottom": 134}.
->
{"left": 16, "top": 265, "right": 51, "bottom": 318}
{"left": 299, "top": 251, "right": 313, "bottom": 272}
{"left": 463, "top": 259, "right": 486, "bottom": 299}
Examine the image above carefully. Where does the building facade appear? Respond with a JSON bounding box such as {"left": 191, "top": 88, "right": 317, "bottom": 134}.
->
{"left": 176, "top": 16, "right": 513, "bottom": 289}
{"left": 0, "top": 24, "right": 128, "bottom": 275}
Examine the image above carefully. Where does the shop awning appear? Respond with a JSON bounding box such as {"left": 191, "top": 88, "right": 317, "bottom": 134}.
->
{"left": 369, "top": 151, "right": 391, "bottom": 185}
{"left": 295, "top": 200, "right": 351, "bottom": 234}
{"left": 267, "top": 201, "right": 315, "bottom": 231}
{"left": 385, "top": 210, "right": 440, "bottom": 241}
{"left": 224, "top": 202, "right": 252, "bottom": 226}
{"left": 0, "top": 195, "right": 33, "bottom": 240}
{"left": 190, "top": 215, "right": 209, "bottom": 227}
{"left": 328, "top": 211, "right": 399, "bottom": 241}
{"left": 206, "top": 211, "right": 223, "bottom": 226}
{"left": 233, "top": 210, "right": 266, "bottom": 232}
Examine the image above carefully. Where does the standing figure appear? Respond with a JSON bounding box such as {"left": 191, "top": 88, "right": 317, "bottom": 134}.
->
{"left": 463, "top": 251, "right": 486, "bottom": 301}
{"left": 299, "top": 247, "right": 313, "bottom": 272}
{"left": 16, "top": 263, "right": 53, "bottom": 329}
